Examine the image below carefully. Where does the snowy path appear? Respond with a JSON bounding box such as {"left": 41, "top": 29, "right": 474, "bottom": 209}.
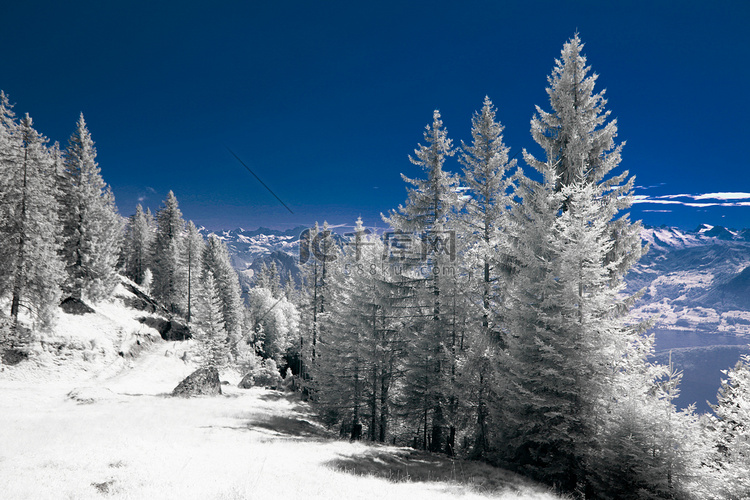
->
{"left": 95, "top": 339, "right": 197, "bottom": 395}
{"left": 0, "top": 340, "right": 560, "bottom": 500}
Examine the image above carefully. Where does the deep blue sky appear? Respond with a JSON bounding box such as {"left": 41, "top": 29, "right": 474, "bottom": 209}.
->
{"left": 2, "top": 1, "right": 749, "bottom": 231}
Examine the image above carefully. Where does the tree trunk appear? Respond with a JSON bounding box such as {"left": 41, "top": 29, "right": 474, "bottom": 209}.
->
{"left": 474, "top": 371, "right": 489, "bottom": 458}
{"left": 10, "top": 144, "right": 29, "bottom": 329}
{"left": 379, "top": 365, "right": 390, "bottom": 443}
{"left": 430, "top": 405, "right": 444, "bottom": 453}
{"left": 370, "top": 365, "right": 378, "bottom": 441}
{"left": 446, "top": 426, "right": 456, "bottom": 456}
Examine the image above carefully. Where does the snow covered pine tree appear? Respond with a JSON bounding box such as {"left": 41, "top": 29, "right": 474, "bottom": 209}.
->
{"left": 60, "top": 114, "right": 122, "bottom": 304}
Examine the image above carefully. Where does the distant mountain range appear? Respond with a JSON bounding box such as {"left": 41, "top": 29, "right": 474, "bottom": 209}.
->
{"left": 201, "top": 226, "right": 307, "bottom": 285}
{"left": 207, "top": 224, "right": 750, "bottom": 336}
{"left": 629, "top": 224, "right": 750, "bottom": 335}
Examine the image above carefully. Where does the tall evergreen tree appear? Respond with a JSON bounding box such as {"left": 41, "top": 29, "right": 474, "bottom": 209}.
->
{"left": 0, "top": 112, "right": 65, "bottom": 334}
{"left": 152, "top": 191, "right": 187, "bottom": 314}
{"left": 458, "top": 97, "right": 517, "bottom": 457}
{"left": 459, "top": 96, "right": 516, "bottom": 344}
{"left": 60, "top": 113, "right": 122, "bottom": 302}
{"left": 298, "top": 221, "right": 337, "bottom": 370}
{"left": 383, "top": 110, "right": 462, "bottom": 453}
{"left": 0, "top": 91, "right": 20, "bottom": 301}
{"left": 705, "top": 353, "right": 750, "bottom": 499}
{"left": 501, "top": 35, "right": 649, "bottom": 494}
{"left": 192, "top": 272, "right": 230, "bottom": 369}
{"left": 314, "top": 218, "right": 407, "bottom": 442}
{"left": 202, "top": 235, "right": 244, "bottom": 354}
{"left": 254, "top": 261, "right": 281, "bottom": 297}
{"left": 528, "top": 33, "right": 644, "bottom": 277}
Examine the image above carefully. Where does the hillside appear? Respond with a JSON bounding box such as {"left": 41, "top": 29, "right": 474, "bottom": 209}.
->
{"left": 628, "top": 225, "right": 750, "bottom": 335}
{"left": 0, "top": 281, "right": 561, "bottom": 500}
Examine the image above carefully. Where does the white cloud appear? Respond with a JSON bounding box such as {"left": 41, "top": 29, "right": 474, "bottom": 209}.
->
{"left": 633, "top": 191, "right": 750, "bottom": 208}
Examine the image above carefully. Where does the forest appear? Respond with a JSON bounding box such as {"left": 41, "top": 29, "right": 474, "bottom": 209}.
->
{"left": 0, "top": 35, "right": 748, "bottom": 499}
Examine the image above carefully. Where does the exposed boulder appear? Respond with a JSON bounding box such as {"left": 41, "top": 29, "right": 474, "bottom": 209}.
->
{"left": 238, "top": 372, "right": 255, "bottom": 389}
{"left": 60, "top": 297, "right": 95, "bottom": 315}
{"left": 137, "top": 317, "right": 191, "bottom": 341}
{"left": 160, "top": 320, "right": 191, "bottom": 341}
{"left": 1, "top": 347, "right": 28, "bottom": 366}
{"left": 172, "top": 367, "right": 222, "bottom": 397}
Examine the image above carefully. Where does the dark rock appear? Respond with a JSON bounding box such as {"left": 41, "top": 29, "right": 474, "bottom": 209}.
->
{"left": 67, "top": 386, "right": 115, "bottom": 404}
{"left": 122, "top": 282, "right": 167, "bottom": 314}
{"left": 1, "top": 347, "right": 28, "bottom": 366}
{"left": 238, "top": 372, "right": 255, "bottom": 389}
{"left": 91, "top": 479, "right": 116, "bottom": 494}
{"left": 172, "top": 367, "right": 222, "bottom": 397}
{"left": 60, "top": 297, "right": 95, "bottom": 315}
{"left": 137, "top": 317, "right": 191, "bottom": 341}
{"left": 138, "top": 316, "right": 168, "bottom": 333}
{"left": 160, "top": 320, "right": 191, "bottom": 341}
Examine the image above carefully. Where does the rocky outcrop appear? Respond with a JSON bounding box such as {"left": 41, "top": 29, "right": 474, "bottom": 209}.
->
{"left": 137, "top": 317, "right": 191, "bottom": 341}
{"left": 60, "top": 297, "right": 95, "bottom": 315}
{"left": 172, "top": 367, "right": 222, "bottom": 397}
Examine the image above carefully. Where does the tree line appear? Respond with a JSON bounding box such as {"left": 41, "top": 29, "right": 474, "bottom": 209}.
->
{"left": 0, "top": 96, "right": 121, "bottom": 344}
{"left": 296, "top": 35, "right": 750, "bottom": 499}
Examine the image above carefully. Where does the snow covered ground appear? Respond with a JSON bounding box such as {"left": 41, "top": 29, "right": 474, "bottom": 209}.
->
{"left": 0, "top": 283, "right": 560, "bottom": 500}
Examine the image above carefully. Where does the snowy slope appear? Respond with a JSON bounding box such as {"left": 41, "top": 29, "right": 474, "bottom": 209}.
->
{"left": 0, "top": 277, "right": 167, "bottom": 384}
{"left": 0, "top": 277, "right": 562, "bottom": 500}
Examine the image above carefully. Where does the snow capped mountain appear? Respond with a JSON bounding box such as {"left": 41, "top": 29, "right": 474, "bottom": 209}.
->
{"left": 201, "top": 226, "right": 307, "bottom": 272}
{"left": 211, "top": 223, "right": 750, "bottom": 337}
{"left": 629, "top": 225, "right": 750, "bottom": 335}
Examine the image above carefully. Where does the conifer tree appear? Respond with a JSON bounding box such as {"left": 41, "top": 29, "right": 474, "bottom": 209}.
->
{"left": 501, "top": 35, "right": 649, "bottom": 493}
{"left": 313, "top": 219, "right": 402, "bottom": 440}
{"left": 192, "top": 272, "right": 230, "bottom": 369}
{"left": 459, "top": 96, "right": 517, "bottom": 335}
{"left": 122, "top": 204, "right": 154, "bottom": 285}
{"left": 0, "top": 112, "right": 65, "bottom": 334}
{"left": 298, "top": 221, "right": 337, "bottom": 370}
{"left": 267, "top": 262, "right": 281, "bottom": 298}
{"left": 152, "top": 191, "right": 187, "bottom": 314}
{"left": 458, "top": 97, "right": 517, "bottom": 457}
{"left": 706, "top": 353, "right": 750, "bottom": 498}
{"left": 202, "top": 235, "right": 244, "bottom": 354}
{"left": 0, "top": 92, "right": 20, "bottom": 302}
{"left": 60, "top": 114, "right": 122, "bottom": 302}
{"left": 245, "top": 286, "right": 299, "bottom": 363}
{"left": 255, "top": 262, "right": 270, "bottom": 290}
{"left": 282, "top": 270, "right": 297, "bottom": 301}
{"left": 184, "top": 221, "right": 205, "bottom": 323}
{"left": 383, "top": 110, "right": 462, "bottom": 453}
{"left": 528, "top": 33, "right": 644, "bottom": 278}
{"left": 254, "top": 261, "right": 281, "bottom": 297}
